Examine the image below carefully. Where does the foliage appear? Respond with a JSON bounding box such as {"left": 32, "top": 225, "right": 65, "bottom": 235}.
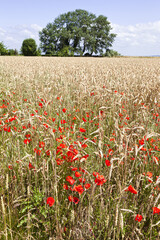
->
{"left": 8, "top": 49, "right": 19, "bottom": 56}
{"left": 57, "top": 46, "right": 74, "bottom": 57}
{"left": 39, "top": 9, "right": 116, "bottom": 56}
{"left": 0, "top": 42, "right": 8, "bottom": 55}
{"left": 104, "top": 49, "right": 121, "bottom": 57}
{"left": 21, "top": 38, "right": 39, "bottom": 56}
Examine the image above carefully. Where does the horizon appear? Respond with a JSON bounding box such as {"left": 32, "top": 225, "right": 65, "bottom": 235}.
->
{"left": 0, "top": 0, "right": 160, "bottom": 56}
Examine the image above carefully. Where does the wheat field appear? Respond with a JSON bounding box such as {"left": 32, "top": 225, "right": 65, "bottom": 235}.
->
{"left": 0, "top": 56, "right": 160, "bottom": 240}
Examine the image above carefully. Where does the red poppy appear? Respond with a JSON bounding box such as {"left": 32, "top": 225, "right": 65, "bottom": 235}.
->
{"left": 73, "top": 197, "right": 80, "bottom": 204}
{"left": 68, "top": 195, "right": 73, "bottom": 202}
{"left": 125, "top": 185, "right": 138, "bottom": 194}
{"left": 84, "top": 183, "right": 91, "bottom": 189}
{"left": 39, "top": 141, "right": 45, "bottom": 148}
{"left": 29, "top": 162, "right": 34, "bottom": 170}
{"left": 62, "top": 108, "right": 67, "bottom": 113}
{"left": 71, "top": 167, "right": 78, "bottom": 171}
{"left": 79, "top": 128, "right": 86, "bottom": 132}
{"left": 135, "top": 214, "right": 143, "bottom": 222}
{"left": 75, "top": 171, "right": 82, "bottom": 177}
{"left": 61, "top": 119, "right": 67, "bottom": 124}
{"left": 46, "top": 197, "right": 55, "bottom": 207}
{"left": 79, "top": 178, "right": 86, "bottom": 183}
{"left": 63, "top": 184, "right": 68, "bottom": 190}
{"left": 105, "top": 159, "right": 111, "bottom": 166}
{"left": 93, "top": 172, "right": 99, "bottom": 177}
{"left": 153, "top": 207, "right": 160, "bottom": 215}
{"left": 74, "top": 185, "right": 84, "bottom": 194}
{"left": 81, "top": 143, "right": 88, "bottom": 149}
{"left": 95, "top": 175, "right": 106, "bottom": 186}
{"left": 24, "top": 139, "right": 30, "bottom": 144}
{"left": 66, "top": 176, "right": 75, "bottom": 185}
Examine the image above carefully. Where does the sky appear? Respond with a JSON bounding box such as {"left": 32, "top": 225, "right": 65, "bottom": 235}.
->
{"left": 0, "top": 0, "right": 160, "bottom": 56}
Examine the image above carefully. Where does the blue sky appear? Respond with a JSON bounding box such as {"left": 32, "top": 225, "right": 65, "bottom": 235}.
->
{"left": 1, "top": 0, "right": 160, "bottom": 56}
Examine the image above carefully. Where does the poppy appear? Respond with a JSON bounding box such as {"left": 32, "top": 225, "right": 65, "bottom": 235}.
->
{"left": 74, "top": 185, "right": 84, "bottom": 195}
{"left": 62, "top": 108, "right": 67, "bottom": 113}
{"left": 125, "top": 185, "right": 138, "bottom": 194}
{"left": 95, "top": 175, "right": 106, "bottom": 186}
{"left": 73, "top": 197, "right": 80, "bottom": 204}
{"left": 153, "top": 207, "right": 160, "bottom": 215}
{"left": 79, "top": 178, "right": 86, "bottom": 183}
{"left": 39, "top": 141, "right": 45, "bottom": 148}
{"left": 61, "top": 119, "right": 67, "bottom": 124}
{"left": 75, "top": 171, "right": 82, "bottom": 177}
{"left": 46, "top": 197, "right": 55, "bottom": 207}
{"left": 79, "top": 128, "right": 86, "bottom": 132}
{"left": 68, "top": 195, "right": 73, "bottom": 202}
{"left": 24, "top": 139, "right": 30, "bottom": 144}
{"left": 105, "top": 159, "right": 111, "bottom": 166}
{"left": 29, "top": 162, "right": 34, "bottom": 170}
{"left": 135, "top": 214, "right": 143, "bottom": 222}
{"left": 84, "top": 183, "right": 91, "bottom": 189}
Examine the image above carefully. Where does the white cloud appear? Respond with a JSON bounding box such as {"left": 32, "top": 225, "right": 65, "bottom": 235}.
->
{"left": 111, "top": 21, "right": 160, "bottom": 55}
{"left": 0, "top": 24, "right": 42, "bottom": 51}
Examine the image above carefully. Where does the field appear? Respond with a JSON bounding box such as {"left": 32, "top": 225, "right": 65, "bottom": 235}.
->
{"left": 0, "top": 56, "right": 160, "bottom": 240}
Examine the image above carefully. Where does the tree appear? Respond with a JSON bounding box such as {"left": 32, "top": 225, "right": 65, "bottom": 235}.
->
{"left": 8, "top": 49, "right": 19, "bottom": 56}
{"left": 21, "top": 38, "right": 39, "bottom": 56}
{"left": 39, "top": 9, "right": 116, "bottom": 56}
{"left": 0, "top": 42, "right": 8, "bottom": 55}
{"left": 104, "top": 49, "right": 121, "bottom": 57}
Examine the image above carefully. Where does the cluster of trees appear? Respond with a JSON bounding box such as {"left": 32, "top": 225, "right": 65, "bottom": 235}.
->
{"left": 0, "top": 9, "right": 120, "bottom": 57}
{"left": 0, "top": 42, "right": 18, "bottom": 56}
{"left": 0, "top": 39, "right": 40, "bottom": 56}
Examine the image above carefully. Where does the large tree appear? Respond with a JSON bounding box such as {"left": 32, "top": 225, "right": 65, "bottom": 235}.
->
{"left": 21, "top": 38, "right": 39, "bottom": 56}
{"left": 39, "top": 9, "right": 116, "bottom": 56}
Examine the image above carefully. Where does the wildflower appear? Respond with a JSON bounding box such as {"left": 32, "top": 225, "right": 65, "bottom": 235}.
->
{"left": 95, "top": 174, "right": 106, "bottom": 186}
{"left": 79, "top": 178, "right": 86, "bottom": 183}
{"left": 84, "top": 183, "right": 91, "bottom": 189}
{"left": 125, "top": 185, "right": 138, "bottom": 194}
{"left": 73, "top": 197, "right": 80, "bottom": 204}
{"left": 71, "top": 167, "right": 78, "bottom": 171}
{"left": 135, "top": 214, "right": 143, "bottom": 222}
{"left": 81, "top": 143, "right": 88, "bottom": 149}
{"left": 46, "top": 150, "right": 51, "bottom": 156}
{"left": 61, "top": 119, "right": 67, "bottom": 124}
{"left": 74, "top": 185, "right": 84, "bottom": 194}
{"left": 24, "top": 139, "right": 30, "bottom": 144}
{"left": 29, "top": 162, "right": 34, "bottom": 170}
{"left": 153, "top": 207, "right": 160, "bottom": 215}
{"left": 79, "top": 128, "right": 86, "bottom": 132}
{"left": 63, "top": 184, "right": 68, "bottom": 190}
{"left": 46, "top": 197, "right": 55, "bottom": 207}
{"left": 62, "top": 108, "right": 67, "bottom": 113}
{"left": 105, "top": 159, "right": 111, "bottom": 166}
{"left": 82, "top": 117, "right": 87, "bottom": 122}
{"left": 39, "top": 141, "right": 45, "bottom": 148}
{"left": 75, "top": 171, "right": 82, "bottom": 177}
{"left": 68, "top": 195, "right": 73, "bottom": 202}
{"left": 66, "top": 176, "right": 75, "bottom": 185}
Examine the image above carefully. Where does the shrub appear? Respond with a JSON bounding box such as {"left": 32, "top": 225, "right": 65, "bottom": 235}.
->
{"left": 21, "top": 38, "right": 38, "bottom": 56}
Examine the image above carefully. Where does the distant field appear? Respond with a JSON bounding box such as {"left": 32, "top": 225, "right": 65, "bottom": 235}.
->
{"left": 0, "top": 56, "right": 160, "bottom": 240}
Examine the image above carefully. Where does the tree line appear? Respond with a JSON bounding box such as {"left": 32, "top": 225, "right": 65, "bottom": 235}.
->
{"left": 0, "top": 9, "right": 120, "bottom": 57}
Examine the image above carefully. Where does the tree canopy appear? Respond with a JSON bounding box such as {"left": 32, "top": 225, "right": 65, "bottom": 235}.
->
{"left": 39, "top": 9, "right": 116, "bottom": 56}
{"left": 21, "top": 38, "right": 40, "bottom": 56}
{"left": 0, "top": 42, "right": 8, "bottom": 55}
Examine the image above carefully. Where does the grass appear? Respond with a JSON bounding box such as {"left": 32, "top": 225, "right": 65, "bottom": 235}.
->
{"left": 0, "top": 56, "right": 160, "bottom": 240}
